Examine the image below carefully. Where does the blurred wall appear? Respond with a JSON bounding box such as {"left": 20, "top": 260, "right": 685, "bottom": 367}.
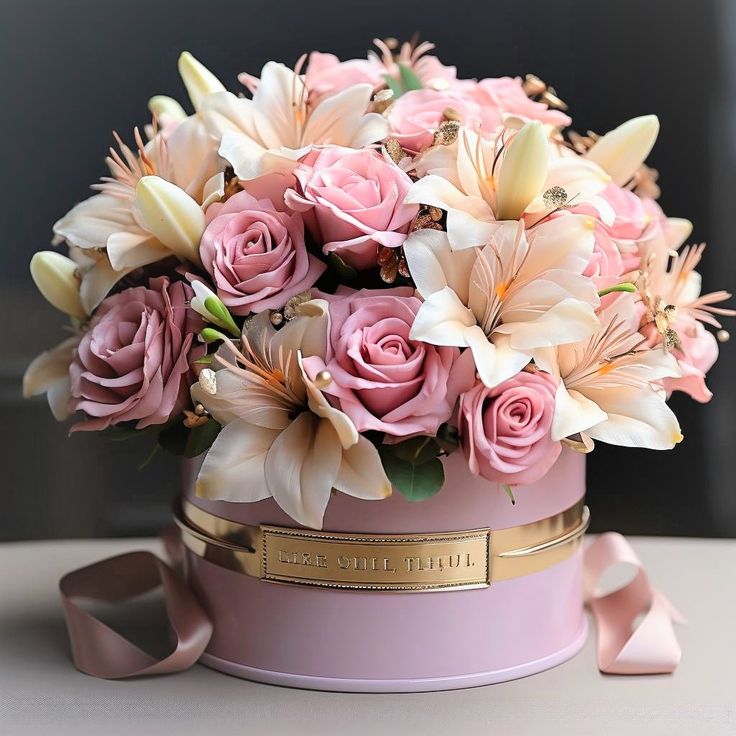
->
{"left": 1, "top": 0, "right": 734, "bottom": 540}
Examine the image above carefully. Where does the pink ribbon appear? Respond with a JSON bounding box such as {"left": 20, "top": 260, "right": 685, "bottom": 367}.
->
{"left": 59, "top": 551, "right": 213, "bottom": 679}
{"left": 584, "top": 532, "right": 685, "bottom": 675}
{"left": 58, "top": 533, "right": 684, "bottom": 679}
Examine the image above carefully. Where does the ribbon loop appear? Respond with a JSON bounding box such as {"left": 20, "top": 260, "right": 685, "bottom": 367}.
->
{"left": 59, "top": 551, "right": 212, "bottom": 679}
{"left": 584, "top": 533, "right": 684, "bottom": 675}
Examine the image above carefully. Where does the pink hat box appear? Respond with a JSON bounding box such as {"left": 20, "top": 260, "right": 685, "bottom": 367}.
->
{"left": 178, "top": 447, "right": 588, "bottom": 692}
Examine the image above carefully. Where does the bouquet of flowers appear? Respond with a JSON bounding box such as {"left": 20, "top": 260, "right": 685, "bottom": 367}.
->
{"left": 25, "top": 39, "right": 733, "bottom": 529}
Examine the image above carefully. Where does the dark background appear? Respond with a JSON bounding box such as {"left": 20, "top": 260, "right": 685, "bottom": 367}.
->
{"left": 1, "top": 0, "right": 734, "bottom": 540}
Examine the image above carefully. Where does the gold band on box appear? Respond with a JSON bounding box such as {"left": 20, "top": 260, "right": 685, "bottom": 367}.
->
{"left": 176, "top": 499, "right": 589, "bottom": 592}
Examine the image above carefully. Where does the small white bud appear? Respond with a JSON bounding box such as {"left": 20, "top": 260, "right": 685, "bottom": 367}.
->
{"left": 30, "top": 251, "right": 86, "bottom": 319}
{"left": 177, "top": 52, "right": 225, "bottom": 112}
{"left": 135, "top": 175, "right": 204, "bottom": 266}
{"left": 586, "top": 115, "right": 660, "bottom": 186}
{"left": 496, "top": 121, "right": 550, "bottom": 221}
{"left": 148, "top": 95, "right": 187, "bottom": 123}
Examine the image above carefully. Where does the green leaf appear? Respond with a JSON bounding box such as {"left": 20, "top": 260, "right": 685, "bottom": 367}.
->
{"left": 398, "top": 63, "right": 423, "bottom": 92}
{"left": 185, "top": 418, "right": 221, "bottom": 458}
{"left": 157, "top": 417, "right": 221, "bottom": 458}
{"left": 391, "top": 435, "right": 440, "bottom": 465}
{"left": 379, "top": 447, "right": 445, "bottom": 502}
{"left": 327, "top": 252, "right": 358, "bottom": 281}
{"left": 383, "top": 74, "right": 404, "bottom": 99}
{"left": 436, "top": 423, "right": 460, "bottom": 454}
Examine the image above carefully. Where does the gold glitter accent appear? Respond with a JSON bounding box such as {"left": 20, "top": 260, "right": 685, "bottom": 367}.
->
{"left": 663, "top": 327, "right": 682, "bottom": 353}
{"left": 397, "top": 257, "right": 411, "bottom": 279}
{"left": 442, "top": 106, "right": 462, "bottom": 121}
{"left": 384, "top": 138, "right": 405, "bottom": 165}
{"left": 717, "top": 329, "right": 730, "bottom": 343}
{"left": 223, "top": 166, "right": 241, "bottom": 200}
{"left": 269, "top": 311, "right": 284, "bottom": 327}
{"left": 198, "top": 368, "right": 217, "bottom": 396}
{"left": 372, "top": 88, "right": 394, "bottom": 114}
{"left": 427, "top": 206, "right": 443, "bottom": 221}
{"left": 411, "top": 212, "right": 444, "bottom": 231}
{"left": 377, "top": 245, "right": 395, "bottom": 265}
{"left": 542, "top": 186, "right": 568, "bottom": 209}
{"left": 380, "top": 252, "right": 399, "bottom": 283}
{"left": 283, "top": 291, "right": 313, "bottom": 321}
{"left": 433, "top": 120, "right": 460, "bottom": 146}
{"left": 183, "top": 410, "right": 210, "bottom": 429}
{"left": 194, "top": 403, "right": 207, "bottom": 417}
{"left": 522, "top": 74, "right": 568, "bottom": 111}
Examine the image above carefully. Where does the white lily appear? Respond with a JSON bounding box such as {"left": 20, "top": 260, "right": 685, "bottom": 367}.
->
{"left": 200, "top": 61, "right": 389, "bottom": 180}
{"left": 191, "top": 300, "right": 391, "bottom": 529}
{"left": 134, "top": 176, "right": 205, "bottom": 265}
{"left": 23, "top": 335, "right": 80, "bottom": 421}
{"left": 586, "top": 115, "right": 659, "bottom": 186}
{"left": 534, "top": 296, "right": 683, "bottom": 450}
{"left": 29, "top": 251, "right": 86, "bottom": 319}
{"left": 54, "top": 55, "right": 225, "bottom": 313}
{"left": 405, "top": 217, "right": 600, "bottom": 387}
{"left": 407, "top": 126, "right": 611, "bottom": 250}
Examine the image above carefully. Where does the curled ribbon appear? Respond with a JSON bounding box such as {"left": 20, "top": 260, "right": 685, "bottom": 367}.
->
{"left": 58, "top": 533, "right": 684, "bottom": 679}
{"left": 583, "top": 532, "right": 685, "bottom": 675}
{"left": 59, "top": 551, "right": 212, "bottom": 679}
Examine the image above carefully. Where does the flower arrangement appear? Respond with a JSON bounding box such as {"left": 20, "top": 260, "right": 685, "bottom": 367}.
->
{"left": 25, "top": 39, "right": 733, "bottom": 530}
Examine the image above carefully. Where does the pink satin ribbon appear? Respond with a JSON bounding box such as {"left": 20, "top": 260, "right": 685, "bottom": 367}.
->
{"left": 59, "top": 551, "right": 212, "bottom": 678}
{"left": 58, "top": 533, "right": 683, "bottom": 679}
{"left": 583, "top": 532, "right": 685, "bottom": 675}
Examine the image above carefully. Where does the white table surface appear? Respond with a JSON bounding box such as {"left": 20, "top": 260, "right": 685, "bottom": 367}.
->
{"left": 1, "top": 537, "right": 734, "bottom": 736}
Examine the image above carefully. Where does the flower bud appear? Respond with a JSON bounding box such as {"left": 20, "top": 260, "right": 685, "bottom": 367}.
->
{"left": 190, "top": 280, "right": 240, "bottom": 336}
{"left": 148, "top": 95, "right": 187, "bottom": 123}
{"left": 177, "top": 52, "right": 225, "bottom": 112}
{"left": 586, "top": 115, "right": 659, "bottom": 186}
{"left": 30, "top": 251, "right": 86, "bottom": 319}
{"left": 496, "top": 121, "right": 549, "bottom": 221}
{"left": 135, "top": 175, "right": 205, "bottom": 265}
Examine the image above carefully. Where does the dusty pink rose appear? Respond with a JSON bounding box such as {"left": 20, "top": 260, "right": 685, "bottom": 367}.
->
{"left": 286, "top": 147, "right": 418, "bottom": 270}
{"left": 458, "top": 369, "right": 561, "bottom": 486}
{"left": 303, "top": 288, "right": 460, "bottom": 437}
{"left": 386, "top": 89, "right": 486, "bottom": 153}
{"left": 199, "top": 189, "right": 325, "bottom": 315}
{"left": 69, "top": 277, "right": 205, "bottom": 431}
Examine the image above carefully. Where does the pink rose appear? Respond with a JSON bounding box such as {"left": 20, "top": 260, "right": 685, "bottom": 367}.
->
{"left": 468, "top": 77, "right": 572, "bottom": 128}
{"left": 305, "top": 52, "right": 384, "bottom": 104}
{"left": 199, "top": 189, "right": 325, "bottom": 315}
{"left": 303, "top": 288, "right": 461, "bottom": 437}
{"left": 458, "top": 369, "right": 561, "bottom": 486}
{"left": 69, "top": 277, "right": 205, "bottom": 431}
{"left": 286, "top": 147, "right": 418, "bottom": 270}
{"left": 386, "top": 89, "right": 486, "bottom": 153}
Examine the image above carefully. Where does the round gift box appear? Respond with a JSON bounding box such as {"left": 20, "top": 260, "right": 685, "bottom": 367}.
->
{"left": 180, "top": 448, "right": 588, "bottom": 692}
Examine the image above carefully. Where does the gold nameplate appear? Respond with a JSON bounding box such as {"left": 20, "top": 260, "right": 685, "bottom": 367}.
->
{"left": 262, "top": 526, "right": 491, "bottom": 591}
{"left": 176, "top": 499, "right": 589, "bottom": 592}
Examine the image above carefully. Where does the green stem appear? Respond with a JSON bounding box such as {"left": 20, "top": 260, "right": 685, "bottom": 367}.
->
{"left": 597, "top": 282, "right": 637, "bottom": 297}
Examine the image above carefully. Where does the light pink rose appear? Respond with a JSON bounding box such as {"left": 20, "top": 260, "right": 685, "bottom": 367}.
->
{"left": 69, "top": 277, "right": 205, "bottom": 431}
{"left": 199, "top": 189, "right": 325, "bottom": 315}
{"left": 286, "top": 147, "right": 418, "bottom": 270}
{"left": 305, "top": 52, "right": 384, "bottom": 103}
{"left": 303, "top": 288, "right": 461, "bottom": 437}
{"left": 640, "top": 319, "right": 718, "bottom": 403}
{"left": 458, "top": 369, "right": 561, "bottom": 486}
{"left": 468, "top": 77, "right": 572, "bottom": 128}
{"left": 386, "top": 89, "right": 486, "bottom": 153}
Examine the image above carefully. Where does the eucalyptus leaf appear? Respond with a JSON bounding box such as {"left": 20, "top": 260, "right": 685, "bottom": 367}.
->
{"left": 327, "top": 252, "right": 358, "bottom": 281}
{"left": 391, "top": 435, "right": 440, "bottom": 465}
{"left": 157, "top": 416, "right": 221, "bottom": 458}
{"left": 379, "top": 447, "right": 445, "bottom": 502}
